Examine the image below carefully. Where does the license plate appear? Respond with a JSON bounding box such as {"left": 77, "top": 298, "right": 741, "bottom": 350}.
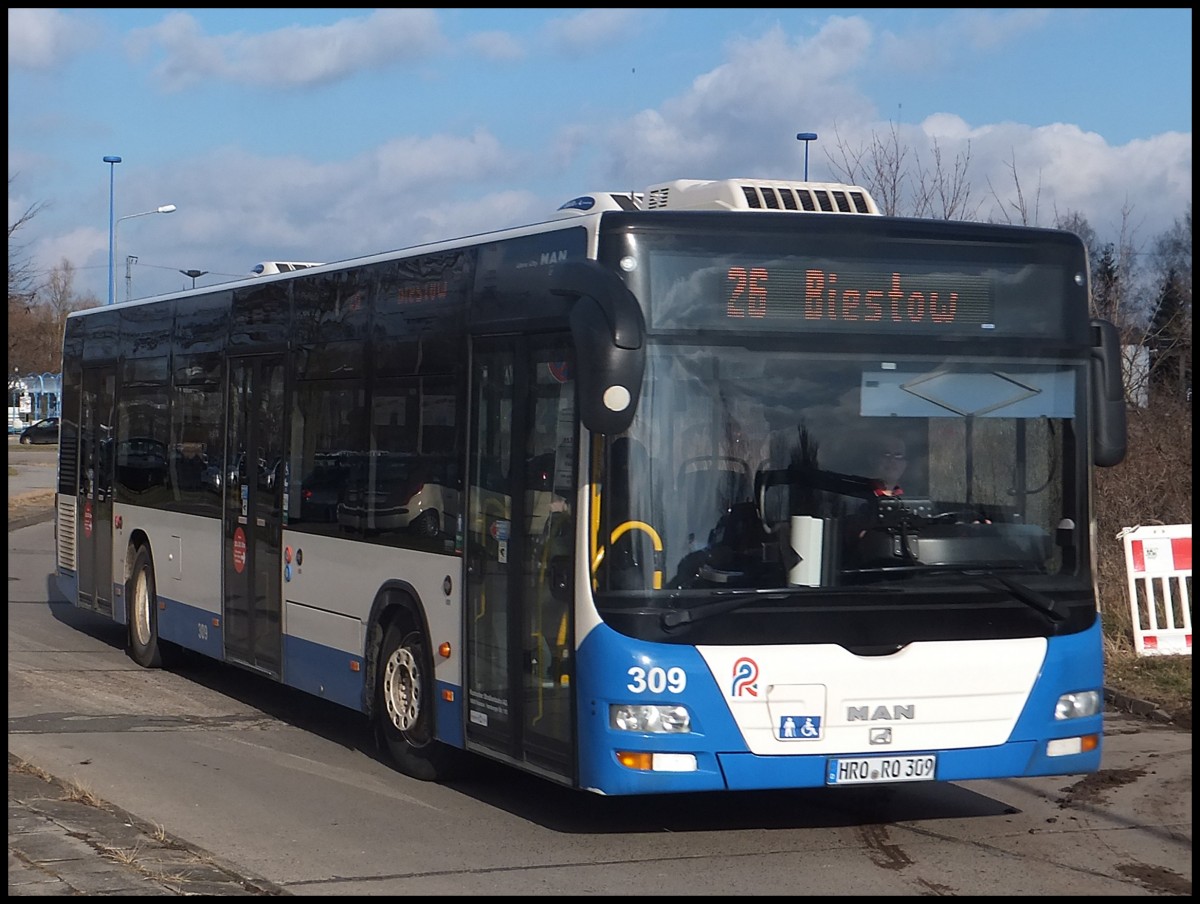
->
{"left": 826, "top": 754, "right": 937, "bottom": 785}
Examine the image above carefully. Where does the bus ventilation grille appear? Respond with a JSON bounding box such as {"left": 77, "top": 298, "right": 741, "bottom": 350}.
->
{"left": 56, "top": 495, "right": 76, "bottom": 571}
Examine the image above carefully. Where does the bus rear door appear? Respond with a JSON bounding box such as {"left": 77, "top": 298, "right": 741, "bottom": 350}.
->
{"left": 76, "top": 365, "right": 116, "bottom": 616}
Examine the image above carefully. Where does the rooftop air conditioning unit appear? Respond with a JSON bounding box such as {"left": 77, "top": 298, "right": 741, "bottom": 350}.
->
{"left": 643, "top": 178, "right": 880, "bottom": 215}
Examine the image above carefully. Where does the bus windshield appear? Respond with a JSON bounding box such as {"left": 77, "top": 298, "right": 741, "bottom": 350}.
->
{"left": 593, "top": 346, "right": 1083, "bottom": 601}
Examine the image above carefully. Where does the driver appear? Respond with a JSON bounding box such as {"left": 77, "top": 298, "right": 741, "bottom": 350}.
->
{"left": 871, "top": 436, "right": 907, "bottom": 497}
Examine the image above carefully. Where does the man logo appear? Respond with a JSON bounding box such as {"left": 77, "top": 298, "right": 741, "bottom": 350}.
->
{"left": 847, "top": 704, "right": 915, "bottom": 721}
{"left": 869, "top": 727, "right": 893, "bottom": 745}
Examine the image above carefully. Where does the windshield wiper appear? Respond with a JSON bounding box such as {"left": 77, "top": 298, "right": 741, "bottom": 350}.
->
{"left": 977, "top": 570, "right": 1064, "bottom": 623}
{"left": 661, "top": 592, "right": 784, "bottom": 629}
{"left": 659, "top": 587, "right": 896, "bottom": 629}
{"left": 842, "top": 564, "right": 1064, "bottom": 624}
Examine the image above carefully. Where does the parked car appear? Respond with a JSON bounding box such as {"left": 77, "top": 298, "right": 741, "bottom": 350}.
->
{"left": 115, "top": 437, "right": 169, "bottom": 491}
{"left": 19, "top": 416, "right": 59, "bottom": 445}
{"left": 337, "top": 454, "right": 459, "bottom": 538}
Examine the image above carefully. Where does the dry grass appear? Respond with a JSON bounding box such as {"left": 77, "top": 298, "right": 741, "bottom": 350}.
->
{"left": 61, "top": 778, "right": 104, "bottom": 808}
{"left": 100, "top": 842, "right": 144, "bottom": 865}
{"left": 8, "top": 488, "right": 55, "bottom": 522}
{"left": 1095, "top": 392, "right": 1192, "bottom": 724}
{"left": 11, "top": 758, "right": 55, "bottom": 783}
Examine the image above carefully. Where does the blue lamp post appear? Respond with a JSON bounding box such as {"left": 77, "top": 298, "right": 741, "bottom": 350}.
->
{"left": 795, "top": 132, "right": 818, "bottom": 181}
{"left": 103, "top": 155, "right": 122, "bottom": 305}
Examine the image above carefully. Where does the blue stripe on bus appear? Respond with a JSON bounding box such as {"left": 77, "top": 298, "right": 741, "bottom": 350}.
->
{"left": 574, "top": 619, "right": 1104, "bottom": 795}
{"left": 147, "top": 592, "right": 466, "bottom": 740}
{"left": 280, "top": 634, "right": 366, "bottom": 711}
{"left": 156, "top": 594, "right": 223, "bottom": 659}
{"left": 436, "top": 681, "right": 464, "bottom": 748}
{"left": 112, "top": 580, "right": 127, "bottom": 625}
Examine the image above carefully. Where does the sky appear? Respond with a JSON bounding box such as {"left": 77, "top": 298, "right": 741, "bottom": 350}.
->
{"left": 7, "top": 8, "right": 1193, "bottom": 306}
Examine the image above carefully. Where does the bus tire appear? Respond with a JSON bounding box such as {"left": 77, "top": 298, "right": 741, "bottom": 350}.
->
{"left": 127, "top": 544, "right": 171, "bottom": 669}
{"left": 377, "top": 623, "right": 460, "bottom": 781}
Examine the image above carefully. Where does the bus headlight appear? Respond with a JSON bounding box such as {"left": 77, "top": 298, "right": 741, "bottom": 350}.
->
{"left": 609, "top": 703, "right": 692, "bottom": 733}
{"left": 1054, "top": 690, "right": 1101, "bottom": 720}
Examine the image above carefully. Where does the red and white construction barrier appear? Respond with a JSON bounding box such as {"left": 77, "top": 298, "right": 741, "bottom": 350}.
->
{"left": 1120, "top": 524, "right": 1192, "bottom": 656}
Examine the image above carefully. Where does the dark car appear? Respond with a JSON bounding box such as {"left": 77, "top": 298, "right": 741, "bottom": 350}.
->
{"left": 19, "top": 416, "right": 59, "bottom": 445}
{"left": 115, "top": 437, "right": 169, "bottom": 492}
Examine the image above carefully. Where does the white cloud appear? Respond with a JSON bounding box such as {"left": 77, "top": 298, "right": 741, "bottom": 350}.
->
{"left": 587, "top": 19, "right": 1190, "bottom": 241}
{"left": 541, "top": 8, "right": 645, "bottom": 54}
{"left": 876, "top": 8, "right": 1052, "bottom": 75}
{"left": 126, "top": 9, "right": 446, "bottom": 91}
{"left": 11, "top": 11, "right": 1190, "bottom": 304}
{"left": 7, "top": 8, "right": 96, "bottom": 70}
{"left": 465, "top": 30, "right": 526, "bottom": 63}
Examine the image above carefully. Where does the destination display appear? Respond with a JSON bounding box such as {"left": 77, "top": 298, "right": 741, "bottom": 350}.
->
{"left": 641, "top": 245, "right": 1082, "bottom": 338}
{"left": 722, "top": 264, "right": 992, "bottom": 327}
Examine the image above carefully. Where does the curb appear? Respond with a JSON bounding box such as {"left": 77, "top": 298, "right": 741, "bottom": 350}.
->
{"left": 7, "top": 509, "right": 54, "bottom": 532}
{"left": 1104, "top": 687, "right": 1177, "bottom": 725}
{"left": 9, "top": 753, "right": 290, "bottom": 896}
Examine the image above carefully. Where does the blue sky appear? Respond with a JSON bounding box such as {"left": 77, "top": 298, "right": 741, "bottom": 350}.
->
{"left": 8, "top": 8, "right": 1193, "bottom": 304}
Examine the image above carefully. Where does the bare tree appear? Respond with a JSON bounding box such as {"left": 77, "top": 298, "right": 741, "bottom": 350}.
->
{"left": 825, "top": 122, "right": 909, "bottom": 216}
{"left": 8, "top": 175, "right": 47, "bottom": 312}
{"left": 825, "top": 122, "right": 980, "bottom": 220}
{"left": 1146, "top": 205, "right": 1193, "bottom": 401}
{"left": 911, "top": 138, "right": 979, "bottom": 221}
{"left": 985, "top": 150, "right": 1045, "bottom": 226}
{"left": 10, "top": 259, "right": 98, "bottom": 375}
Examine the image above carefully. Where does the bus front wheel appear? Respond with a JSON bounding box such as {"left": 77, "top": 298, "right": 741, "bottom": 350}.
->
{"left": 127, "top": 545, "right": 173, "bottom": 669}
{"left": 377, "top": 623, "right": 461, "bottom": 781}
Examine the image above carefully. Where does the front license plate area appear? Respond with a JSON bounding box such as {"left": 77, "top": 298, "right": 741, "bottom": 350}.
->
{"left": 826, "top": 754, "right": 937, "bottom": 785}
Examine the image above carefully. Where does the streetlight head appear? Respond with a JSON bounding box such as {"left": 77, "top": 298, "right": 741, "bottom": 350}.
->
{"left": 157, "top": 205, "right": 177, "bottom": 214}
{"left": 103, "top": 155, "right": 122, "bottom": 164}
{"left": 796, "top": 132, "right": 818, "bottom": 142}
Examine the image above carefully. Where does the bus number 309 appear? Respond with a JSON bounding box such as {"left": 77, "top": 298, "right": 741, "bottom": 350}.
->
{"left": 626, "top": 666, "right": 687, "bottom": 694}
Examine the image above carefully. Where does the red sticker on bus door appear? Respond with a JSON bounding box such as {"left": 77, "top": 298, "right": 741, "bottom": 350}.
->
{"left": 83, "top": 500, "right": 93, "bottom": 537}
{"left": 232, "top": 526, "right": 247, "bottom": 574}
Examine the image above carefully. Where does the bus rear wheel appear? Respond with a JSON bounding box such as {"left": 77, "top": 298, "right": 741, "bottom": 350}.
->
{"left": 127, "top": 545, "right": 175, "bottom": 669}
{"left": 377, "top": 623, "right": 461, "bottom": 781}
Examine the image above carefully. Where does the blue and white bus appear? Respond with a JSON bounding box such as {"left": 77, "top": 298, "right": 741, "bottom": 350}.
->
{"left": 55, "top": 176, "right": 1127, "bottom": 795}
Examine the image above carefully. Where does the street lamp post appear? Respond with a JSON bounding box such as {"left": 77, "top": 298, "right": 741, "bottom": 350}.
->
{"left": 113, "top": 205, "right": 177, "bottom": 303}
{"left": 796, "top": 132, "right": 818, "bottom": 181}
{"left": 179, "top": 269, "right": 209, "bottom": 289}
{"left": 103, "top": 156, "right": 122, "bottom": 306}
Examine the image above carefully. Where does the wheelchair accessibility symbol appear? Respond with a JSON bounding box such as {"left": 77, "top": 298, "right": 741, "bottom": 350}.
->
{"left": 779, "top": 715, "right": 822, "bottom": 740}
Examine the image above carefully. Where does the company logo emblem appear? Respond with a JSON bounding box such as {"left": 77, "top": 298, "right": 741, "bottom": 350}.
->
{"left": 847, "top": 704, "right": 915, "bottom": 721}
{"left": 730, "top": 657, "right": 759, "bottom": 697}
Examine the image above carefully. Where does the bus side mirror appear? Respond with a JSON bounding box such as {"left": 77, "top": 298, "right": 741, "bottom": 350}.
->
{"left": 551, "top": 260, "right": 646, "bottom": 435}
{"left": 1090, "top": 318, "right": 1127, "bottom": 467}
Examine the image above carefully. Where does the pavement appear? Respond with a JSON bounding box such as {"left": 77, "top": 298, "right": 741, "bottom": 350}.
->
{"left": 7, "top": 442, "right": 288, "bottom": 895}
{"left": 4, "top": 440, "right": 1183, "bottom": 895}
{"left": 9, "top": 753, "right": 288, "bottom": 896}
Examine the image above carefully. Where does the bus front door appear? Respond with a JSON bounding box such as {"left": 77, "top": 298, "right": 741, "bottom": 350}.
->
{"left": 222, "top": 355, "right": 286, "bottom": 677}
{"left": 76, "top": 365, "right": 115, "bottom": 617}
{"left": 465, "top": 337, "right": 576, "bottom": 782}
